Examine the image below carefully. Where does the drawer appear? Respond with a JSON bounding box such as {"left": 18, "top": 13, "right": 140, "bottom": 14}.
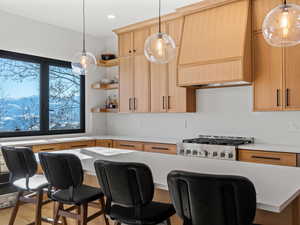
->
{"left": 238, "top": 149, "right": 297, "bottom": 167}
{"left": 32, "top": 144, "right": 61, "bottom": 152}
{"left": 113, "top": 140, "right": 144, "bottom": 151}
{"left": 96, "top": 140, "right": 113, "bottom": 148}
{"left": 60, "top": 140, "right": 96, "bottom": 150}
{"left": 144, "top": 143, "right": 177, "bottom": 155}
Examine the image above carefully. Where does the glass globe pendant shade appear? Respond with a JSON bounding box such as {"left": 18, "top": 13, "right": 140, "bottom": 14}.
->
{"left": 144, "top": 32, "right": 176, "bottom": 64}
{"left": 71, "top": 51, "right": 97, "bottom": 75}
{"left": 262, "top": 3, "right": 300, "bottom": 47}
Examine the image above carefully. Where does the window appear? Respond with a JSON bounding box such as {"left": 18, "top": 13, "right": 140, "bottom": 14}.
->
{"left": 0, "top": 50, "right": 85, "bottom": 137}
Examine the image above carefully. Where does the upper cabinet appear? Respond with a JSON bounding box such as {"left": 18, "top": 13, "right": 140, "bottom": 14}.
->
{"left": 118, "top": 28, "right": 151, "bottom": 113}
{"left": 115, "top": 16, "right": 196, "bottom": 113}
{"left": 253, "top": 0, "right": 300, "bottom": 112}
{"left": 253, "top": 33, "right": 283, "bottom": 111}
{"left": 178, "top": 0, "right": 252, "bottom": 87}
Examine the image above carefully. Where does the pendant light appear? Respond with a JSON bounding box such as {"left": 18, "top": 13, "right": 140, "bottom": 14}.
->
{"left": 72, "top": 0, "right": 96, "bottom": 75}
{"left": 262, "top": 0, "right": 300, "bottom": 47}
{"left": 144, "top": 0, "right": 176, "bottom": 64}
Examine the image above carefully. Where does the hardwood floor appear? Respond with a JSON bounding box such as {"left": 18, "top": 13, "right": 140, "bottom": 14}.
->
{"left": 0, "top": 201, "right": 108, "bottom": 225}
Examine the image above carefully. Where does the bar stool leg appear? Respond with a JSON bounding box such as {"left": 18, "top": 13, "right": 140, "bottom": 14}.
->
{"left": 8, "top": 191, "right": 23, "bottom": 225}
{"left": 99, "top": 198, "right": 109, "bottom": 225}
{"left": 34, "top": 190, "right": 44, "bottom": 225}
{"left": 80, "top": 203, "right": 88, "bottom": 225}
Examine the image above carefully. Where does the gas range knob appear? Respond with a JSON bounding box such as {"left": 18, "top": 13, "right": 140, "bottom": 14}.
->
{"left": 192, "top": 150, "right": 198, "bottom": 156}
{"left": 228, "top": 153, "right": 234, "bottom": 159}
{"left": 220, "top": 152, "right": 226, "bottom": 158}
{"left": 212, "top": 151, "right": 218, "bottom": 157}
{"left": 203, "top": 150, "right": 208, "bottom": 157}
{"left": 186, "top": 149, "right": 191, "bottom": 155}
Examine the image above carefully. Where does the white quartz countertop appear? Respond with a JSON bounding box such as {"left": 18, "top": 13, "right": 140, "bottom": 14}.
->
{"left": 2, "top": 135, "right": 300, "bottom": 154}
{"left": 0, "top": 135, "right": 180, "bottom": 147}
{"left": 40, "top": 147, "right": 300, "bottom": 213}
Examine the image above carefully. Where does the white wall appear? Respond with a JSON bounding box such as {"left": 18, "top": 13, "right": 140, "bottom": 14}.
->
{"left": 0, "top": 10, "right": 107, "bottom": 136}
{"left": 105, "top": 37, "right": 300, "bottom": 146}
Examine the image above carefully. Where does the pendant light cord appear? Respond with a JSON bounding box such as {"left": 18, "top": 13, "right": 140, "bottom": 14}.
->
{"left": 158, "top": 0, "right": 161, "bottom": 33}
{"left": 82, "top": 0, "right": 86, "bottom": 53}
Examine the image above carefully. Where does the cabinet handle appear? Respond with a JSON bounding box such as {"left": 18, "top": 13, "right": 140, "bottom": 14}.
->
{"left": 152, "top": 147, "right": 169, "bottom": 151}
{"left": 129, "top": 98, "right": 132, "bottom": 111}
{"left": 120, "top": 144, "right": 135, "bottom": 148}
{"left": 40, "top": 148, "right": 55, "bottom": 151}
{"left": 168, "top": 96, "right": 170, "bottom": 109}
{"left": 133, "top": 49, "right": 136, "bottom": 53}
{"left": 129, "top": 50, "right": 132, "bottom": 54}
{"left": 134, "top": 97, "right": 137, "bottom": 111}
{"left": 251, "top": 155, "right": 281, "bottom": 161}
{"left": 286, "top": 89, "right": 290, "bottom": 107}
{"left": 162, "top": 96, "right": 166, "bottom": 110}
{"left": 276, "top": 89, "right": 280, "bottom": 107}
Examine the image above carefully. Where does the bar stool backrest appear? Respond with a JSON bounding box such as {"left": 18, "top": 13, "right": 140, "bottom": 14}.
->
{"left": 1, "top": 146, "right": 37, "bottom": 183}
{"left": 38, "top": 153, "right": 83, "bottom": 190}
{"left": 94, "top": 160, "right": 154, "bottom": 207}
{"left": 167, "top": 170, "right": 257, "bottom": 225}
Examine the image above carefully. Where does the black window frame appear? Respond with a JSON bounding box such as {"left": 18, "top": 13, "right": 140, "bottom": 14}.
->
{"left": 0, "top": 50, "right": 85, "bottom": 138}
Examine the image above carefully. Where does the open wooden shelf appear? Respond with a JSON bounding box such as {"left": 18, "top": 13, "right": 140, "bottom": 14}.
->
{"left": 91, "top": 83, "right": 119, "bottom": 90}
{"left": 97, "top": 58, "right": 119, "bottom": 67}
{"left": 91, "top": 107, "right": 118, "bottom": 113}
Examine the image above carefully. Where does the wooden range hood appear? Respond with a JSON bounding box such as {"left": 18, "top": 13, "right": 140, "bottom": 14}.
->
{"left": 177, "top": 0, "right": 252, "bottom": 88}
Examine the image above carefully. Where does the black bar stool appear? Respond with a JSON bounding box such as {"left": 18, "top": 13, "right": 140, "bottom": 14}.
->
{"left": 1, "top": 146, "right": 52, "bottom": 225}
{"left": 38, "top": 152, "right": 109, "bottom": 225}
{"left": 167, "top": 170, "right": 259, "bottom": 225}
{"left": 94, "top": 160, "right": 176, "bottom": 225}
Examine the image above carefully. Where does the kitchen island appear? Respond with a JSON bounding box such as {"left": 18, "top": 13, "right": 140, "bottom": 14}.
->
{"left": 42, "top": 147, "right": 300, "bottom": 225}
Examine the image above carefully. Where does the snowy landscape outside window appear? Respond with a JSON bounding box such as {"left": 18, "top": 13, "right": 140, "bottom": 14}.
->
{"left": 0, "top": 50, "right": 85, "bottom": 137}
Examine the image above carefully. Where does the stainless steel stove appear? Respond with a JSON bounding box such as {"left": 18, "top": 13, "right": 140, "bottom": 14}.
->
{"left": 177, "top": 135, "right": 254, "bottom": 161}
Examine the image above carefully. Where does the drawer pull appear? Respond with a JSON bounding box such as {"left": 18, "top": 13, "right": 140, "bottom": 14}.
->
{"left": 251, "top": 155, "right": 281, "bottom": 161}
{"left": 41, "top": 148, "right": 55, "bottom": 151}
{"left": 120, "top": 144, "right": 135, "bottom": 148}
{"left": 152, "top": 147, "right": 169, "bottom": 151}
{"left": 71, "top": 145, "right": 88, "bottom": 148}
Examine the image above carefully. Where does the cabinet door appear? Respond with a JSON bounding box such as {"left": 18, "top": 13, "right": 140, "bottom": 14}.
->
{"left": 150, "top": 63, "right": 168, "bottom": 112}
{"left": 253, "top": 33, "right": 283, "bottom": 111}
{"left": 252, "top": 0, "right": 283, "bottom": 32}
{"left": 133, "top": 28, "right": 150, "bottom": 55}
{"left": 119, "top": 32, "right": 133, "bottom": 57}
{"left": 284, "top": 45, "right": 300, "bottom": 110}
{"left": 119, "top": 57, "right": 134, "bottom": 112}
{"left": 96, "top": 140, "right": 113, "bottom": 147}
{"left": 133, "top": 55, "right": 150, "bottom": 112}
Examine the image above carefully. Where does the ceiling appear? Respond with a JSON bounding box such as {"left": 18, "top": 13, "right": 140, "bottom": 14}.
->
{"left": 0, "top": 0, "right": 201, "bottom": 38}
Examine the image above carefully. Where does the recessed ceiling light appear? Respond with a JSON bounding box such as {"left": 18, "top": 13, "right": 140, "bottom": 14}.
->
{"left": 107, "top": 14, "right": 116, "bottom": 19}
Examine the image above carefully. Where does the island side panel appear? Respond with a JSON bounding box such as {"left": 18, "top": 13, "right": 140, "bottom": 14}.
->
{"left": 84, "top": 174, "right": 299, "bottom": 225}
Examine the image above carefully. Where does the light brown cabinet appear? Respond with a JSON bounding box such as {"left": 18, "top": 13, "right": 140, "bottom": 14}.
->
{"left": 149, "top": 20, "right": 196, "bottom": 113}
{"left": 284, "top": 45, "right": 300, "bottom": 110}
{"left": 113, "top": 140, "right": 144, "bottom": 151}
{"left": 96, "top": 140, "right": 113, "bottom": 147}
{"left": 144, "top": 143, "right": 177, "bottom": 155}
{"left": 32, "top": 144, "right": 62, "bottom": 152}
{"left": 254, "top": 32, "right": 300, "bottom": 111}
{"left": 60, "top": 141, "right": 96, "bottom": 150}
{"left": 118, "top": 28, "right": 150, "bottom": 113}
{"left": 238, "top": 149, "right": 297, "bottom": 167}
{"left": 253, "top": 33, "right": 283, "bottom": 111}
